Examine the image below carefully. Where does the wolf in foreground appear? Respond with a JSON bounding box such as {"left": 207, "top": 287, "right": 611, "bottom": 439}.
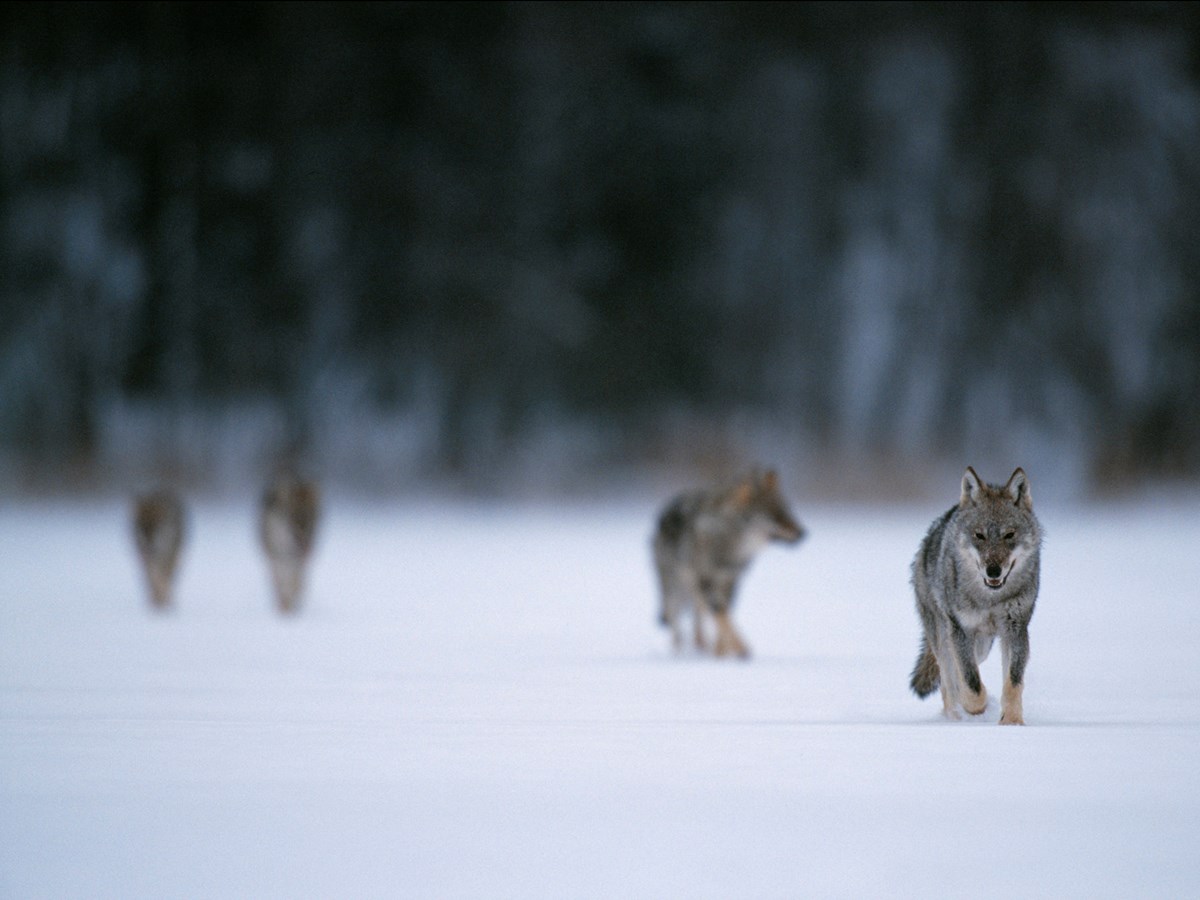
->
{"left": 910, "top": 467, "right": 1042, "bottom": 725}
{"left": 132, "top": 489, "right": 187, "bottom": 611}
{"left": 259, "top": 473, "right": 321, "bottom": 614}
{"left": 653, "top": 469, "right": 806, "bottom": 658}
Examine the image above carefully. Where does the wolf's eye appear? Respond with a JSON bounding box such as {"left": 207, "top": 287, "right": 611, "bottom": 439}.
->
{"left": 1003, "top": 531, "right": 1015, "bottom": 541}
{"left": 974, "top": 532, "right": 986, "bottom": 541}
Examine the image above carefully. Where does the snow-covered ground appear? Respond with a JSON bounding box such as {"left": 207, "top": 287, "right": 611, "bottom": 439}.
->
{"left": 2, "top": 492, "right": 1198, "bottom": 899}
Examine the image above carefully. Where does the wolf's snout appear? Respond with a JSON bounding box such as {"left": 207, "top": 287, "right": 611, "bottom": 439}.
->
{"left": 777, "top": 522, "right": 805, "bottom": 544}
{"left": 983, "top": 561, "right": 1007, "bottom": 589}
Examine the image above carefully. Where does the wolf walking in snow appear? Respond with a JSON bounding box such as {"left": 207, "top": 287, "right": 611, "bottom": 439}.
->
{"left": 259, "top": 473, "right": 321, "bottom": 615}
{"left": 653, "top": 469, "right": 805, "bottom": 658}
{"left": 910, "top": 467, "right": 1043, "bottom": 725}
{"left": 132, "top": 489, "right": 187, "bottom": 611}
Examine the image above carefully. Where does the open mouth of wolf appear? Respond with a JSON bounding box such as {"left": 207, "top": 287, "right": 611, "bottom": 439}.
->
{"left": 983, "top": 563, "right": 1013, "bottom": 590}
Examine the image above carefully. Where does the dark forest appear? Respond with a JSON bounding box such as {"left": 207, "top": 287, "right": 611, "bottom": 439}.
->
{"left": 2, "top": 2, "right": 1198, "bottom": 498}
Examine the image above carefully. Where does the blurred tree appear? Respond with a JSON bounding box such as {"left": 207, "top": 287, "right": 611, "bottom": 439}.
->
{"left": 0, "top": 1, "right": 1197, "bottom": 493}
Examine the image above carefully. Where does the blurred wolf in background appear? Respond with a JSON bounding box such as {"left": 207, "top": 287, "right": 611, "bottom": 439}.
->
{"left": 132, "top": 489, "right": 187, "bottom": 611}
{"left": 653, "top": 469, "right": 806, "bottom": 659}
{"left": 259, "top": 473, "right": 321, "bottom": 615}
{"left": 910, "top": 467, "right": 1043, "bottom": 725}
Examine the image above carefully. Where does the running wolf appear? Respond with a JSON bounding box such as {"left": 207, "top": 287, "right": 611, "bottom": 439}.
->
{"left": 132, "top": 489, "right": 187, "bottom": 610}
{"left": 653, "top": 469, "right": 805, "bottom": 658}
{"left": 259, "top": 473, "right": 321, "bottom": 614}
{"left": 910, "top": 467, "right": 1042, "bottom": 725}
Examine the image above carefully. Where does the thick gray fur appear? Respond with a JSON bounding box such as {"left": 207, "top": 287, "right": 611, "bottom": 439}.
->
{"left": 910, "top": 466, "right": 1043, "bottom": 724}
{"left": 653, "top": 468, "right": 805, "bottom": 657}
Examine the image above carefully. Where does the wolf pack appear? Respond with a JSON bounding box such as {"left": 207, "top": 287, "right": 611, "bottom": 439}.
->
{"left": 132, "top": 471, "right": 321, "bottom": 617}
{"left": 131, "top": 464, "right": 1042, "bottom": 725}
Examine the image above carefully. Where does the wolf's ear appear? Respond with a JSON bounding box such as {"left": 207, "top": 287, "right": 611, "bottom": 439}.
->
{"left": 960, "top": 467, "right": 984, "bottom": 507}
{"left": 761, "top": 469, "right": 779, "bottom": 492}
{"left": 731, "top": 477, "right": 755, "bottom": 509}
{"left": 1005, "top": 468, "right": 1032, "bottom": 511}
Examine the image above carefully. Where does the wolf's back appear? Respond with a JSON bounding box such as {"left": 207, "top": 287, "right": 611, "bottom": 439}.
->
{"left": 914, "top": 506, "right": 956, "bottom": 581}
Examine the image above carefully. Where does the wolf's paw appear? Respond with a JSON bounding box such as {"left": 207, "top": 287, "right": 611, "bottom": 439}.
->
{"left": 961, "top": 689, "right": 988, "bottom": 716}
{"left": 998, "top": 710, "right": 1025, "bottom": 726}
{"left": 725, "top": 640, "right": 751, "bottom": 660}
{"left": 714, "top": 634, "right": 749, "bottom": 659}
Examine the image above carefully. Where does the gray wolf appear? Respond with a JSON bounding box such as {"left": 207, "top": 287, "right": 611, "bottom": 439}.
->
{"left": 910, "top": 467, "right": 1042, "bottom": 725}
{"left": 259, "top": 473, "right": 321, "bottom": 614}
{"left": 132, "top": 489, "right": 187, "bottom": 610}
{"left": 653, "top": 469, "right": 805, "bottom": 658}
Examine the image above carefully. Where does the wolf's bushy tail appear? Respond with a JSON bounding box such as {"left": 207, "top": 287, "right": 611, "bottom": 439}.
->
{"left": 909, "top": 638, "right": 939, "bottom": 698}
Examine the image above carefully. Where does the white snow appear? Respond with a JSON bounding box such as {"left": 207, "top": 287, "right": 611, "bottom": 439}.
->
{"left": 2, "top": 494, "right": 1198, "bottom": 899}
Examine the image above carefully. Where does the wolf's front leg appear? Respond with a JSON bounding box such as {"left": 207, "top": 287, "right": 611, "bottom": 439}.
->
{"left": 713, "top": 610, "right": 750, "bottom": 659}
{"left": 659, "top": 587, "right": 686, "bottom": 652}
{"left": 270, "top": 558, "right": 304, "bottom": 614}
{"left": 147, "top": 563, "right": 174, "bottom": 609}
{"left": 705, "top": 580, "right": 749, "bottom": 659}
{"left": 950, "top": 622, "right": 987, "bottom": 715}
{"left": 667, "top": 608, "right": 684, "bottom": 653}
{"left": 999, "top": 626, "right": 1029, "bottom": 725}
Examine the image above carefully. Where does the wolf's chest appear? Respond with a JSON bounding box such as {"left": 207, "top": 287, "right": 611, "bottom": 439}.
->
{"left": 952, "top": 599, "right": 1012, "bottom": 638}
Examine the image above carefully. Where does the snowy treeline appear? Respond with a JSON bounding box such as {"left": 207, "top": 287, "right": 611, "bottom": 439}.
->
{"left": 1, "top": 2, "right": 1198, "bottom": 496}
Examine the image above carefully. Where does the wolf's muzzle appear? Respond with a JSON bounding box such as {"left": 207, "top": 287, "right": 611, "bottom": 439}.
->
{"left": 777, "top": 524, "right": 806, "bottom": 544}
{"left": 984, "top": 561, "right": 1010, "bottom": 589}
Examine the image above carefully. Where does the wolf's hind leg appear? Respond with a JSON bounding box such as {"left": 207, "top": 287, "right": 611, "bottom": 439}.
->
{"left": 669, "top": 617, "right": 684, "bottom": 652}
{"left": 933, "top": 635, "right": 976, "bottom": 719}
{"left": 933, "top": 644, "right": 961, "bottom": 719}
{"left": 656, "top": 560, "right": 682, "bottom": 649}
{"left": 937, "top": 679, "right": 960, "bottom": 720}
{"left": 665, "top": 604, "right": 684, "bottom": 653}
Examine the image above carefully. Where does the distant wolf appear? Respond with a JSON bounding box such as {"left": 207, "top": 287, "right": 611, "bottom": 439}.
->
{"left": 132, "top": 489, "right": 187, "bottom": 610}
{"left": 259, "top": 473, "right": 321, "bottom": 614}
{"left": 910, "top": 467, "right": 1043, "bottom": 725}
{"left": 653, "top": 469, "right": 806, "bottom": 658}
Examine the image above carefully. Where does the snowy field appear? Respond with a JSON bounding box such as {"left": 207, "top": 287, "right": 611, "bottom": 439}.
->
{"left": 2, "top": 491, "right": 1198, "bottom": 899}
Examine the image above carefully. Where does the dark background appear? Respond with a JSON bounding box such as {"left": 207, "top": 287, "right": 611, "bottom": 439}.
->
{"left": 2, "top": 1, "right": 1198, "bottom": 500}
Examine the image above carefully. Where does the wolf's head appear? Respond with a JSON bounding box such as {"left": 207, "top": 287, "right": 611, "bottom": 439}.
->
{"left": 730, "top": 468, "right": 807, "bottom": 546}
{"left": 956, "top": 467, "right": 1041, "bottom": 591}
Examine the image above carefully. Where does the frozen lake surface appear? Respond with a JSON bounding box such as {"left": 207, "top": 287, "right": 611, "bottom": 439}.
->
{"left": 2, "top": 493, "right": 1198, "bottom": 898}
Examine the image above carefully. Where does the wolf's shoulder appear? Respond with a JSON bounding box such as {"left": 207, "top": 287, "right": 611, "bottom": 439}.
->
{"left": 657, "top": 486, "right": 728, "bottom": 537}
{"left": 924, "top": 505, "right": 959, "bottom": 542}
{"left": 916, "top": 505, "right": 958, "bottom": 565}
